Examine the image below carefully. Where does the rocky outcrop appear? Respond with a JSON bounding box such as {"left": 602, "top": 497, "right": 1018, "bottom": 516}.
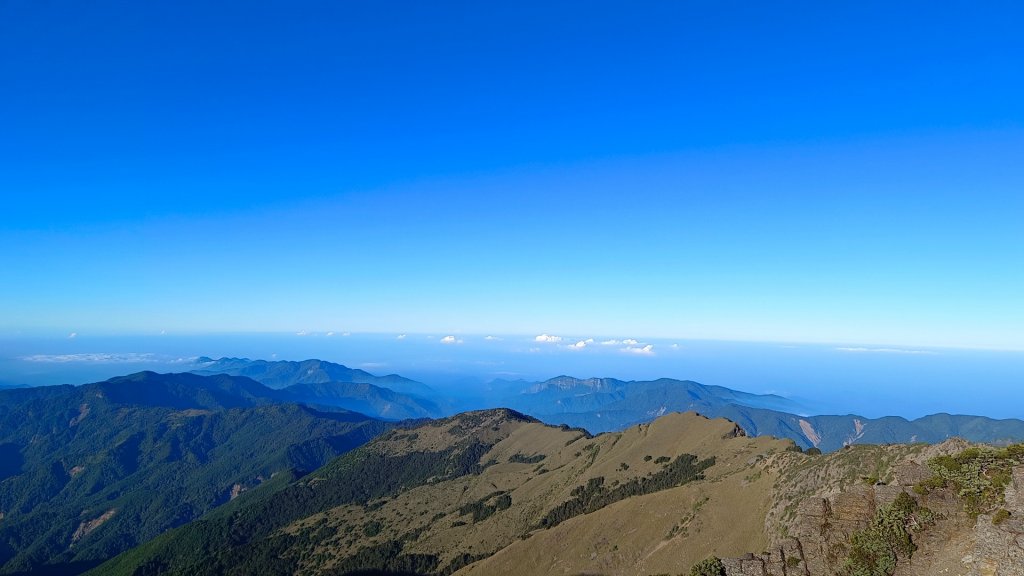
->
{"left": 71, "top": 509, "right": 116, "bottom": 544}
{"left": 777, "top": 485, "right": 879, "bottom": 576}
{"left": 726, "top": 462, "right": 1024, "bottom": 576}
{"left": 892, "top": 462, "right": 931, "bottom": 487}
{"left": 969, "top": 466, "right": 1024, "bottom": 576}
{"left": 721, "top": 539, "right": 810, "bottom": 576}
{"left": 722, "top": 422, "right": 748, "bottom": 439}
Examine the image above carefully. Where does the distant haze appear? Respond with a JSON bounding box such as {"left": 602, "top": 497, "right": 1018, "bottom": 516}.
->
{"left": 2, "top": 333, "right": 1021, "bottom": 421}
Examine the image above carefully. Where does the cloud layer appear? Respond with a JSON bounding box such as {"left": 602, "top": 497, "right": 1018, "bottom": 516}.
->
{"left": 835, "top": 347, "right": 936, "bottom": 355}
{"left": 22, "top": 353, "right": 196, "bottom": 364}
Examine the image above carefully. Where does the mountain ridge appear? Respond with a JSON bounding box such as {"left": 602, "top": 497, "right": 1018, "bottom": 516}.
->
{"left": 0, "top": 371, "right": 398, "bottom": 575}
{"left": 193, "top": 357, "right": 433, "bottom": 397}
{"left": 501, "top": 374, "right": 1024, "bottom": 451}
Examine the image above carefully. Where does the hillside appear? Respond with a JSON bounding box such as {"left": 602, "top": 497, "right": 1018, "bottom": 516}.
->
{"left": 92, "top": 407, "right": 1024, "bottom": 576}
{"left": 90, "top": 409, "right": 796, "bottom": 576}
{"left": 281, "top": 381, "right": 443, "bottom": 420}
{"left": 0, "top": 372, "right": 395, "bottom": 575}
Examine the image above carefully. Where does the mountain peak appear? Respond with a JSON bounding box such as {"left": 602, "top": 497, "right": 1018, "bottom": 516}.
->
{"left": 530, "top": 375, "right": 618, "bottom": 393}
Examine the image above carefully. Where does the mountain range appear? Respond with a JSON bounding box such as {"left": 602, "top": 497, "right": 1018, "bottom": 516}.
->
{"left": 0, "top": 372, "right": 397, "bottom": 575}
{"left": 4, "top": 359, "right": 1024, "bottom": 574}
{"left": 192, "top": 357, "right": 434, "bottom": 398}
{"left": 191, "top": 358, "right": 445, "bottom": 420}
{"left": 186, "top": 361, "right": 1024, "bottom": 452}
{"left": 497, "top": 375, "right": 1024, "bottom": 451}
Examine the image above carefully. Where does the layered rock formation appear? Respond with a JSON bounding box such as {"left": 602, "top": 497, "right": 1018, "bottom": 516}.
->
{"left": 724, "top": 458, "right": 1024, "bottom": 576}
{"left": 970, "top": 467, "right": 1024, "bottom": 576}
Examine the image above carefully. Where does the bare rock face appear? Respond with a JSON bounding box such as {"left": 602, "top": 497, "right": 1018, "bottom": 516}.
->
{"left": 969, "top": 466, "right": 1024, "bottom": 576}
{"left": 1007, "top": 467, "right": 1024, "bottom": 509}
{"left": 722, "top": 422, "right": 748, "bottom": 439}
{"left": 892, "top": 462, "right": 932, "bottom": 487}
{"left": 724, "top": 449, "right": 1024, "bottom": 576}
{"left": 722, "top": 539, "right": 809, "bottom": 576}
{"left": 783, "top": 485, "right": 879, "bottom": 576}
{"left": 726, "top": 484, "right": 926, "bottom": 575}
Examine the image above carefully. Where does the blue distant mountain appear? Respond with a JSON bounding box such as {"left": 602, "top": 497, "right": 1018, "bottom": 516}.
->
{"left": 192, "top": 357, "right": 445, "bottom": 419}
{"left": 192, "top": 357, "right": 433, "bottom": 397}
{"left": 497, "top": 375, "right": 1024, "bottom": 452}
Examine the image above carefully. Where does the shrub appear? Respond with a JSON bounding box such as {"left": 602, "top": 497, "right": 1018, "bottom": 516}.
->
{"left": 689, "top": 556, "right": 725, "bottom": 576}
{"left": 362, "top": 520, "right": 383, "bottom": 537}
{"left": 993, "top": 509, "right": 1011, "bottom": 525}
{"left": 508, "top": 452, "right": 545, "bottom": 464}
{"left": 924, "top": 443, "right": 1024, "bottom": 516}
{"left": 839, "top": 492, "right": 932, "bottom": 576}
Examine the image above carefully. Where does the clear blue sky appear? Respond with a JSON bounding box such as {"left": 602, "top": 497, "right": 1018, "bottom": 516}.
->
{"left": 2, "top": 1, "right": 1022, "bottom": 349}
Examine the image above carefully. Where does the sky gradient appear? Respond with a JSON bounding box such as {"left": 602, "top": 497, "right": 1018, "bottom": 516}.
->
{"left": 2, "top": 1, "right": 1023, "bottom": 349}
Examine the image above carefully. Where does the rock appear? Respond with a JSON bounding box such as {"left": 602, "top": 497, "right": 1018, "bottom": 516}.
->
{"left": 722, "top": 555, "right": 767, "bottom": 576}
{"left": 893, "top": 462, "right": 932, "bottom": 486}
{"left": 723, "top": 538, "right": 809, "bottom": 575}
{"left": 874, "top": 484, "right": 909, "bottom": 508}
{"left": 723, "top": 423, "right": 748, "bottom": 439}
{"left": 1005, "top": 467, "right": 1024, "bottom": 510}
{"left": 968, "top": 470, "right": 1024, "bottom": 576}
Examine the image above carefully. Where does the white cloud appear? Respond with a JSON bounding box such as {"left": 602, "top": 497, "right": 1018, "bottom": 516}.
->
{"left": 535, "top": 334, "right": 562, "bottom": 343}
{"left": 566, "top": 338, "right": 595, "bottom": 350}
{"left": 622, "top": 344, "right": 655, "bottom": 356}
{"left": 23, "top": 353, "right": 159, "bottom": 363}
{"left": 67, "top": 332, "right": 77, "bottom": 339}
{"left": 622, "top": 338, "right": 639, "bottom": 346}
{"left": 397, "top": 334, "right": 407, "bottom": 340}
{"left": 326, "top": 331, "right": 335, "bottom": 337}
{"left": 670, "top": 343, "right": 680, "bottom": 349}
{"left": 440, "top": 335, "right": 463, "bottom": 345}
{"left": 484, "top": 335, "right": 502, "bottom": 341}
{"left": 341, "top": 332, "right": 351, "bottom": 337}
{"left": 835, "top": 347, "right": 936, "bottom": 355}
{"left": 600, "top": 339, "right": 619, "bottom": 346}
{"left": 296, "top": 330, "right": 308, "bottom": 336}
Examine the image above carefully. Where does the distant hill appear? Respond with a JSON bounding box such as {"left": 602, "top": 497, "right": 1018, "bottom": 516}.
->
{"left": 0, "top": 372, "right": 395, "bottom": 575}
{"left": 193, "top": 357, "right": 433, "bottom": 397}
{"left": 500, "top": 375, "right": 1024, "bottom": 451}
{"left": 190, "top": 358, "right": 444, "bottom": 419}
{"left": 281, "top": 380, "right": 444, "bottom": 420}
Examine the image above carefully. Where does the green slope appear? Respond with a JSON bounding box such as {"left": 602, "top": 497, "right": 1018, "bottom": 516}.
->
{"left": 0, "top": 373, "right": 394, "bottom": 575}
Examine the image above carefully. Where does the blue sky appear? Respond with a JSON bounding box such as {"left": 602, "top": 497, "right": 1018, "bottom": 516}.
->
{"left": 2, "top": 1, "right": 1023, "bottom": 349}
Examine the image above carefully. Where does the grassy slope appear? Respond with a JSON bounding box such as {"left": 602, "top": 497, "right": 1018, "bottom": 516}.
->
{"left": 91, "top": 411, "right": 796, "bottom": 576}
